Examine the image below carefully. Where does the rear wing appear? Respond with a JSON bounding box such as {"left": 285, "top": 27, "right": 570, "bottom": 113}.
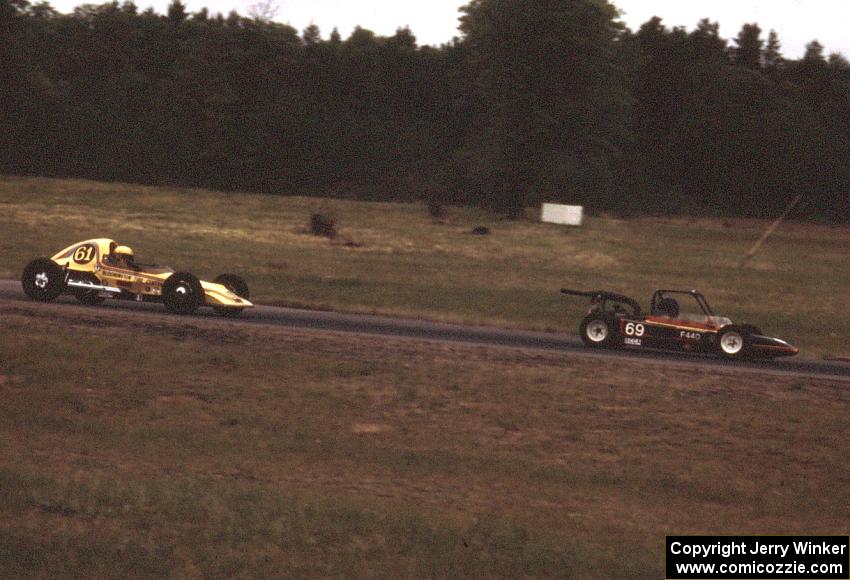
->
{"left": 560, "top": 288, "right": 642, "bottom": 317}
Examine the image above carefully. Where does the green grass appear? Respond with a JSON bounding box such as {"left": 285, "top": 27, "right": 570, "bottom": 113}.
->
{"left": 2, "top": 307, "right": 848, "bottom": 577}
{"left": 0, "top": 312, "right": 660, "bottom": 577}
{"left": 3, "top": 175, "right": 846, "bottom": 576}
{"left": 1, "top": 175, "right": 848, "bottom": 357}
{"left": 0, "top": 470, "right": 586, "bottom": 578}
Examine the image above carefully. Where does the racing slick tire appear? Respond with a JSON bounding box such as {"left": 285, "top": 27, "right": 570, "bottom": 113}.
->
{"left": 214, "top": 273, "right": 250, "bottom": 299}
{"left": 717, "top": 326, "right": 751, "bottom": 360}
{"left": 213, "top": 273, "right": 249, "bottom": 317}
{"left": 75, "top": 290, "right": 106, "bottom": 306}
{"left": 162, "top": 272, "right": 204, "bottom": 315}
{"left": 21, "top": 258, "right": 65, "bottom": 302}
{"left": 579, "top": 313, "right": 618, "bottom": 348}
{"left": 72, "top": 272, "right": 106, "bottom": 305}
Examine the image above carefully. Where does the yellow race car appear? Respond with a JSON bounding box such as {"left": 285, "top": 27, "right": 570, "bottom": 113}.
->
{"left": 21, "top": 239, "right": 253, "bottom": 315}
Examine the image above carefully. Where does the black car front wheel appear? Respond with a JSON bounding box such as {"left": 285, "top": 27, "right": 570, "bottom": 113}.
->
{"left": 717, "top": 326, "right": 750, "bottom": 360}
{"left": 21, "top": 258, "right": 66, "bottom": 302}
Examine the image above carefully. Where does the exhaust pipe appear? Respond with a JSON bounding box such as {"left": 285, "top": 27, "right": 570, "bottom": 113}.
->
{"left": 67, "top": 279, "right": 122, "bottom": 294}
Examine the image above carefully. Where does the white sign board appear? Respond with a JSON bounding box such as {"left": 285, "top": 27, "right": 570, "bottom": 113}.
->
{"left": 541, "top": 203, "right": 583, "bottom": 226}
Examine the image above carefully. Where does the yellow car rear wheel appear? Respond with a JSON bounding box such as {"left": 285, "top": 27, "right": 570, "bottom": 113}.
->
{"left": 22, "top": 258, "right": 65, "bottom": 302}
{"left": 162, "top": 272, "right": 204, "bottom": 315}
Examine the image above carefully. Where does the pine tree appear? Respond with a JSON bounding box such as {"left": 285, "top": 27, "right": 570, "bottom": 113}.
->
{"left": 166, "top": 0, "right": 186, "bottom": 25}
{"left": 763, "top": 29, "right": 783, "bottom": 71}
{"left": 302, "top": 22, "right": 320, "bottom": 46}
{"left": 329, "top": 26, "right": 341, "bottom": 45}
{"left": 690, "top": 18, "right": 727, "bottom": 64}
{"left": 732, "top": 23, "right": 763, "bottom": 69}
{"left": 803, "top": 40, "right": 826, "bottom": 64}
{"left": 458, "top": 0, "right": 629, "bottom": 213}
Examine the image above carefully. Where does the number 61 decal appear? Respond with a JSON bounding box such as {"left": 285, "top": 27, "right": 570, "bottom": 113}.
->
{"left": 624, "top": 322, "right": 645, "bottom": 337}
{"left": 73, "top": 244, "right": 96, "bottom": 264}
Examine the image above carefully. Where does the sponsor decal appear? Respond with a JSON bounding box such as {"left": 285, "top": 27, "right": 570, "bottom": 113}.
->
{"left": 103, "top": 270, "right": 132, "bottom": 280}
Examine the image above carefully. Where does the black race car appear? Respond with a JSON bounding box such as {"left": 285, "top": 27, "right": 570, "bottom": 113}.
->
{"left": 561, "top": 288, "right": 798, "bottom": 360}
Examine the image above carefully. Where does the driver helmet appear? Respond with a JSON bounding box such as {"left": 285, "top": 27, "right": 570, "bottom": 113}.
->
{"left": 655, "top": 297, "right": 679, "bottom": 318}
{"left": 114, "top": 245, "right": 135, "bottom": 262}
{"left": 114, "top": 245, "right": 134, "bottom": 257}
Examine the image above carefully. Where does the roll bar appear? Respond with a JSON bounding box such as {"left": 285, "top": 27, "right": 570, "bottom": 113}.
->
{"left": 650, "top": 289, "right": 715, "bottom": 317}
{"left": 560, "top": 288, "right": 642, "bottom": 317}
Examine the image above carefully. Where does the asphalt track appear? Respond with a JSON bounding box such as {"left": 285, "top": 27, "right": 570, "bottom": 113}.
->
{"left": 2, "top": 279, "right": 848, "bottom": 381}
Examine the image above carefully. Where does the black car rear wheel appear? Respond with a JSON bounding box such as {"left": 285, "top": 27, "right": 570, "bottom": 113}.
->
{"left": 162, "top": 272, "right": 204, "bottom": 315}
{"left": 579, "top": 313, "right": 618, "bottom": 348}
{"left": 21, "top": 258, "right": 65, "bottom": 302}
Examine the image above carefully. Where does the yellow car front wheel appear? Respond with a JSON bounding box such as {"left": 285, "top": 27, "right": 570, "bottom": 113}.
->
{"left": 213, "top": 273, "right": 250, "bottom": 317}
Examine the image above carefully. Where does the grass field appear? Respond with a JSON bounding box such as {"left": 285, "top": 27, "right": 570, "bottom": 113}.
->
{"left": 1, "top": 304, "right": 848, "bottom": 577}
{"left": 0, "top": 175, "right": 847, "bottom": 358}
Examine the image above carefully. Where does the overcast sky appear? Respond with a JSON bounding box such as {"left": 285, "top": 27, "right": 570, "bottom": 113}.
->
{"left": 46, "top": 0, "right": 849, "bottom": 59}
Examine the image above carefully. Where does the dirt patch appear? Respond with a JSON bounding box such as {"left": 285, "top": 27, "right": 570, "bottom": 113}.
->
{"left": 351, "top": 423, "right": 394, "bottom": 435}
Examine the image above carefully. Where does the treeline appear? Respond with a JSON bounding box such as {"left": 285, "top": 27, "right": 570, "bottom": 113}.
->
{"left": 1, "top": 0, "right": 848, "bottom": 220}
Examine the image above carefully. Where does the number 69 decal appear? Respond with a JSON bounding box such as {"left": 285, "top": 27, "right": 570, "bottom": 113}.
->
{"left": 624, "top": 322, "right": 645, "bottom": 337}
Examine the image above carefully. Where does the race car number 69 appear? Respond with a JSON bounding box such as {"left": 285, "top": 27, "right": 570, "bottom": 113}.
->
{"left": 625, "top": 323, "right": 645, "bottom": 337}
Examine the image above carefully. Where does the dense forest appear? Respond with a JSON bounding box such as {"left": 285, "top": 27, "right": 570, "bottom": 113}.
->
{"left": 1, "top": 0, "right": 848, "bottom": 220}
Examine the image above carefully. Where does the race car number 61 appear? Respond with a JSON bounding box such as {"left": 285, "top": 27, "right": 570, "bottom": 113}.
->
{"left": 73, "top": 245, "right": 95, "bottom": 264}
{"left": 625, "top": 323, "right": 645, "bottom": 337}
